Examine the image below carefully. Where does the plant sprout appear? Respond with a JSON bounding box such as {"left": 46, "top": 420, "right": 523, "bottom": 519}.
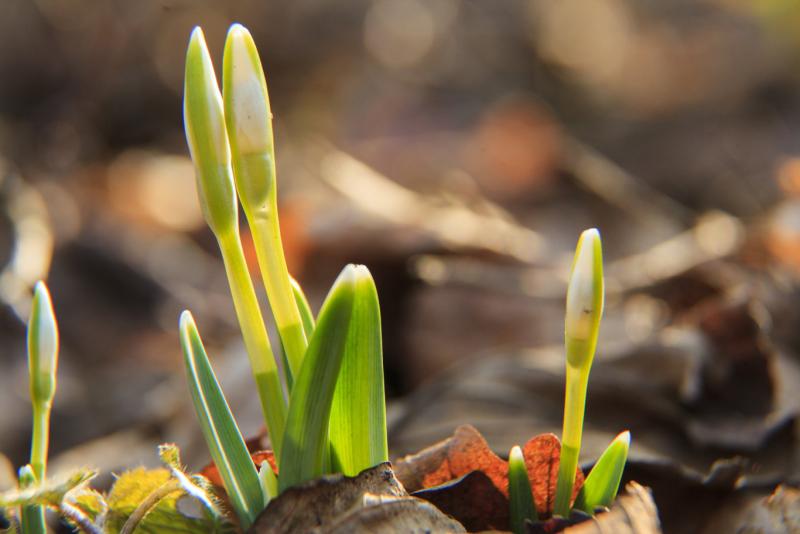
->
{"left": 23, "top": 282, "right": 59, "bottom": 534}
{"left": 181, "top": 23, "right": 388, "bottom": 523}
{"left": 573, "top": 430, "right": 630, "bottom": 514}
{"left": 508, "top": 445, "right": 537, "bottom": 534}
{"left": 223, "top": 24, "right": 308, "bottom": 385}
{"left": 184, "top": 27, "right": 287, "bottom": 460}
{"left": 553, "top": 228, "right": 605, "bottom": 517}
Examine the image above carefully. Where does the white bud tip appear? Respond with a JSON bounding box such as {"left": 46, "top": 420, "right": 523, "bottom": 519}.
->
{"left": 616, "top": 430, "right": 631, "bottom": 447}
{"left": 565, "top": 228, "right": 603, "bottom": 342}
{"left": 32, "top": 281, "right": 59, "bottom": 375}
{"left": 225, "top": 23, "right": 271, "bottom": 155}
{"left": 179, "top": 310, "right": 195, "bottom": 332}
{"left": 509, "top": 445, "right": 525, "bottom": 464}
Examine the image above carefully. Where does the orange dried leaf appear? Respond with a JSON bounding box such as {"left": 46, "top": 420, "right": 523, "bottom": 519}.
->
{"left": 522, "top": 433, "right": 584, "bottom": 516}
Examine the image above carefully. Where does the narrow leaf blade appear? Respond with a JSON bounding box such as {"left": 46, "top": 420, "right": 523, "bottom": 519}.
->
{"left": 278, "top": 266, "right": 357, "bottom": 492}
{"left": 329, "top": 266, "right": 388, "bottom": 475}
{"left": 180, "top": 312, "right": 263, "bottom": 527}
{"left": 508, "top": 446, "right": 537, "bottom": 534}
{"left": 573, "top": 431, "right": 630, "bottom": 514}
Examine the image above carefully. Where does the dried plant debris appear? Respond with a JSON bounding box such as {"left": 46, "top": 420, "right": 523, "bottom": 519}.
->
{"left": 414, "top": 471, "right": 509, "bottom": 531}
{"left": 317, "top": 493, "right": 466, "bottom": 533}
{"left": 562, "top": 482, "right": 661, "bottom": 534}
{"left": 393, "top": 425, "right": 584, "bottom": 531}
{"left": 248, "top": 462, "right": 464, "bottom": 533}
{"left": 700, "top": 485, "right": 800, "bottom": 534}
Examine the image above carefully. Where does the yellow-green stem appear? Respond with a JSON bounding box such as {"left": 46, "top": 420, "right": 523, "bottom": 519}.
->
{"left": 554, "top": 365, "right": 590, "bottom": 517}
{"left": 218, "top": 231, "right": 287, "bottom": 458}
{"left": 236, "top": 152, "right": 307, "bottom": 381}
{"left": 30, "top": 403, "right": 50, "bottom": 480}
{"left": 250, "top": 215, "right": 307, "bottom": 378}
{"left": 25, "top": 402, "right": 51, "bottom": 534}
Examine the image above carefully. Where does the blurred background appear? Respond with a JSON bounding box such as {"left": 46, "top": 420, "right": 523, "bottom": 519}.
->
{"left": 1, "top": 0, "right": 800, "bottom": 531}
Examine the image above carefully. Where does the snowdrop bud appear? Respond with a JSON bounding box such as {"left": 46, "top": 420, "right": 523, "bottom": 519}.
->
{"left": 223, "top": 23, "right": 275, "bottom": 211}
{"left": 565, "top": 228, "right": 604, "bottom": 367}
{"left": 28, "top": 282, "right": 59, "bottom": 405}
{"left": 184, "top": 27, "right": 238, "bottom": 237}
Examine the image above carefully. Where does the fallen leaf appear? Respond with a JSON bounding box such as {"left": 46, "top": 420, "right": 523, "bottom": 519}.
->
{"left": 316, "top": 493, "right": 466, "bottom": 533}
{"left": 413, "top": 471, "right": 509, "bottom": 531}
{"left": 523, "top": 433, "right": 583, "bottom": 516}
{"left": 249, "top": 462, "right": 409, "bottom": 533}
{"left": 564, "top": 482, "right": 661, "bottom": 534}
{"left": 395, "top": 424, "right": 584, "bottom": 522}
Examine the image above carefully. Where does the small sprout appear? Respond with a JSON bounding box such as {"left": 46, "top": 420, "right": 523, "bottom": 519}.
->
{"left": 573, "top": 431, "right": 630, "bottom": 514}
{"left": 554, "top": 229, "right": 604, "bottom": 517}
{"left": 223, "top": 23, "right": 308, "bottom": 385}
{"left": 26, "top": 282, "right": 59, "bottom": 534}
{"left": 19, "top": 464, "right": 44, "bottom": 534}
{"left": 508, "top": 446, "right": 537, "bottom": 534}
{"left": 257, "top": 461, "right": 278, "bottom": 506}
{"left": 180, "top": 311, "right": 264, "bottom": 528}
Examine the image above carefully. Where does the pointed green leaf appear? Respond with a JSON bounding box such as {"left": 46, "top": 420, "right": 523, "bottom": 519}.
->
{"left": 179, "top": 312, "right": 263, "bottom": 528}
{"left": 329, "top": 266, "right": 387, "bottom": 476}
{"left": 257, "top": 462, "right": 277, "bottom": 505}
{"left": 278, "top": 266, "right": 357, "bottom": 492}
{"left": 573, "top": 431, "right": 630, "bottom": 514}
{"left": 508, "top": 446, "right": 537, "bottom": 534}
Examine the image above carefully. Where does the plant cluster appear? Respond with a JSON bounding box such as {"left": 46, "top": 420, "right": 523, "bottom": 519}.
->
{"left": 0, "top": 23, "right": 630, "bottom": 534}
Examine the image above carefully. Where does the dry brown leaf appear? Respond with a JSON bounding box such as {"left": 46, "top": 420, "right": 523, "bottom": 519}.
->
{"left": 414, "top": 471, "right": 509, "bottom": 531}
{"left": 249, "top": 462, "right": 411, "bottom": 533}
{"left": 395, "top": 424, "right": 584, "bottom": 528}
{"left": 564, "top": 482, "right": 661, "bottom": 534}
{"left": 523, "top": 433, "right": 583, "bottom": 516}
{"left": 316, "top": 493, "right": 466, "bottom": 533}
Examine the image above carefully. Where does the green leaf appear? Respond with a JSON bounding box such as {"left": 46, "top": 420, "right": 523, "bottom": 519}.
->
{"left": 257, "top": 462, "right": 278, "bottom": 505}
{"left": 106, "top": 468, "right": 232, "bottom": 534}
{"left": 329, "top": 266, "right": 388, "bottom": 476}
{"left": 278, "top": 278, "right": 315, "bottom": 392}
{"left": 508, "top": 446, "right": 537, "bottom": 534}
{"left": 179, "top": 312, "right": 264, "bottom": 528}
{"left": 278, "top": 265, "right": 357, "bottom": 492}
{"left": 573, "top": 431, "right": 630, "bottom": 514}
